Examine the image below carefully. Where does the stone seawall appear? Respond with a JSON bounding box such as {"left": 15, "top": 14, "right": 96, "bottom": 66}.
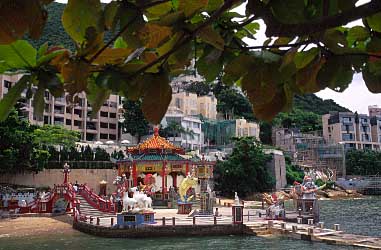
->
{"left": 0, "top": 169, "right": 116, "bottom": 194}
{"left": 73, "top": 221, "right": 244, "bottom": 238}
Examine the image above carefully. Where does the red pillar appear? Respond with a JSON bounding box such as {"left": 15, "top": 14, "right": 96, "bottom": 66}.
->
{"left": 185, "top": 161, "right": 189, "bottom": 175}
{"left": 132, "top": 162, "right": 137, "bottom": 187}
{"left": 162, "top": 161, "right": 167, "bottom": 200}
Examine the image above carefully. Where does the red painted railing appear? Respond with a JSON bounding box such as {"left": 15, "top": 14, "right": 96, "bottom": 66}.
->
{"left": 78, "top": 184, "right": 116, "bottom": 214}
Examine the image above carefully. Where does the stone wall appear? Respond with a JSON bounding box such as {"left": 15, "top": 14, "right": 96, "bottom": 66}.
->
{"left": 0, "top": 169, "right": 116, "bottom": 194}
{"left": 73, "top": 221, "right": 244, "bottom": 238}
{"left": 264, "top": 149, "right": 287, "bottom": 190}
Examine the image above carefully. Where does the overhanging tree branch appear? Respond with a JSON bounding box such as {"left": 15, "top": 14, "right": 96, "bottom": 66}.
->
{"left": 265, "top": 0, "right": 381, "bottom": 36}
{"left": 128, "top": 0, "right": 238, "bottom": 79}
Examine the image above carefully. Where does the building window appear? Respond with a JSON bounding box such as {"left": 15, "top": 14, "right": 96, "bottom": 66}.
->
{"left": 342, "top": 133, "right": 354, "bottom": 141}
{"left": 100, "top": 122, "right": 108, "bottom": 128}
{"left": 66, "top": 119, "right": 71, "bottom": 125}
{"left": 86, "top": 133, "right": 96, "bottom": 141}
{"left": 100, "top": 111, "right": 108, "bottom": 117}
{"left": 87, "top": 122, "right": 96, "bottom": 130}
{"left": 4, "top": 80, "right": 12, "bottom": 88}
{"left": 74, "top": 120, "right": 82, "bottom": 128}
{"left": 109, "top": 123, "right": 116, "bottom": 129}
{"left": 100, "top": 133, "right": 108, "bottom": 139}
{"left": 109, "top": 134, "right": 116, "bottom": 140}
{"left": 362, "top": 134, "right": 370, "bottom": 142}
{"left": 110, "top": 113, "right": 116, "bottom": 118}
{"left": 342, "top": 117, "right": 352, "bottom": 123}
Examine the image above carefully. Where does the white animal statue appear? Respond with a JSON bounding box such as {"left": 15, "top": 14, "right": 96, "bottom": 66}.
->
{"left": 130, "top": 187, "right": 153, "bottom": 210}
{"left": 122, "top": 192, "right": 137, "bottom": 212}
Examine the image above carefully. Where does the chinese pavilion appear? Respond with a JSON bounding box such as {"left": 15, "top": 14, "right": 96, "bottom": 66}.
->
{"left": 116, "top": 127, "right": 215, "bottom": 201}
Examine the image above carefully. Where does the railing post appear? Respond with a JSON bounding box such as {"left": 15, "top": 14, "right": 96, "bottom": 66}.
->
{"left": 111, "top": 217, "right": 114, "bottom": 226}
{"left": 172, "top": 217, "right": 175, "bottom": 226}
{"left": 162, "top": 217, "right": 166, "bottom": 226}
{"left": 90, "top": 216, "right": 93, "bottom": 224}
{"left": 193, "top": 217, "right": 196, "bottom": 225}
{"left": 96, "top": 217, "right": 100, "bottom": 226}
{"left": 214, "top": 216, "right": 217, "bottom": 225}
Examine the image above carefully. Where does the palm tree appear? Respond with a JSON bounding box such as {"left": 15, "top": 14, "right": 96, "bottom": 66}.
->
{"left": 165, "top": 122, "right": 186, "bottom": 144}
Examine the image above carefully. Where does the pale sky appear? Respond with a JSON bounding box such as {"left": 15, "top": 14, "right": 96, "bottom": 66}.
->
{"left": 54, "top": 0, "right": 380, "bottom": 114}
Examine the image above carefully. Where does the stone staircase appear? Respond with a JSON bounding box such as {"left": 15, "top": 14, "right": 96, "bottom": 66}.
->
{"left": 244, "top": 222, "right": 271, "bottom": 236}
{"left": 76, "top": 193, "right": 114, "bottom": 217}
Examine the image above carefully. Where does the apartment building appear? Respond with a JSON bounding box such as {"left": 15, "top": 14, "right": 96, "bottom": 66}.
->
{"left": 169, "top": 92, "right": 217, "bottom": 120}
{"left": 322, "top": 111, "right": 379, "bottom": 150}
{"left": 369, "top": 105, "right": 381, "bottom": 117}
{"left": 203, "top": 118, "right": 260, "bottom": 146}
{"left": 0, "top": 74, "right": 121, "bottom": 142}
{"left": 160, "top": 107, "right": 203, "bottom": 150}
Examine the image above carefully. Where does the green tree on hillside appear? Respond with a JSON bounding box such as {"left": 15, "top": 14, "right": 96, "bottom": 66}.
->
{"left": 33, "top": 125, "right": 80, "bottom": 148}
{"left": 0, "top": 109, "right": 50, "bottom": 172}
{"left": 214, "top": 137, "right": 274, "bottom": 197}
{"left": 122, "top": 100, "right": 150, "bottom": 143}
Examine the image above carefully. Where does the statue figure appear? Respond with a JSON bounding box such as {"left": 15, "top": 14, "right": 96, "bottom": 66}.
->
{"left": 234, "top": 192, "right": 240, "bottom": 205}
{"left": 301, "top": 176, "right": 318, "bottom": 199}
{"left": 178, "top": 175, "right": 198, "bottom": 202}
{"left": 128, "top": 187, "right": 153, "bottom": 210}
{"left": 122, "top": 192, "right": 136, "bottom": 212}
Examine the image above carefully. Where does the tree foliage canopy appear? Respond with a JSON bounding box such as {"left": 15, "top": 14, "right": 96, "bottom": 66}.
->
{"left": 214, "top": 137, "right": 274, "bottom": 197}
{"left": 34, "top": 125, "right": 80, "bottom": 148}
{"left": 0, "top": 0, "right": 380, "bottom": 124}
{"left": 346, "top": 149, "right": 381, "bottom": 175}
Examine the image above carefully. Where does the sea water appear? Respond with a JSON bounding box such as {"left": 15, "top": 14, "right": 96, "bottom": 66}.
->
{"left": 1, "top": 197, "right": 380, "bottom": 250}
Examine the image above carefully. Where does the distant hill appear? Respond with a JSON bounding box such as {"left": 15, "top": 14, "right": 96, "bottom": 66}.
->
{"left": 294, "top": 94, "right": 351, "bottom": 115}
{"left": 27, "top": 2, "right": 114, "bottom": 51}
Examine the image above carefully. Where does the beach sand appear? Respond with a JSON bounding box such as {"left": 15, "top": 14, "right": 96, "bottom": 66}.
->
{"left": 0, "top": 216, "right": 79, "bottom": 238}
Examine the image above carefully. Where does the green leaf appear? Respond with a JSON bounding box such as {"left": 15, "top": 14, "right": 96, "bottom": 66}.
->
{"left": 120, "top": 7, "right": 145, "bottom": 49}
{"left": 104, "top": 1, "right": 120, "bottom": 31}
{"left": 0, "top": 40, "right": 37, "bottom": 69}
{"left": 369, "top": 60, "right": 381, "bottom": 76}
{"left": 87, "top": 76, "right": 112, "bottom": 117}
{"left": 62, "top": 0, "right": 103, "bottom": 43}
{"left": 198, "top": 26, "right": 225, "bottom": 51}
{"left": 95, "top": 69, "right": 126, "bottom": 93}
{"left": 366, "top": 37, "right": 381, "bottom": 53}
{"left": 270, "top": 0, "right": 306, "bottom": 24}
{"left": 142, "top": 72, "right": 172, "bottom": 124}
{"left": 179, "top": 0, "right": 208, "bottom": 17}
{"left": 294, "top": 47, "right": 319, "bottom": 69}
{"left": 37, "top": 49, "right": 66, "bottom": 66}
{"left": 37, "top": 42, "right": 49, "bottom": 59}
{"left": 367, "top": 12, "right": 381, "bottom": 32}
{"left": 38, "top": 70, "right": 64, "bottom": 98}
{"left": 0, "top": 75, "right": 29, "bottom": 121}
{"left": 322, "top": 29, "right": 348, "bottom": 54}
{"left": 245, "top": 22, "right": 260, "bottom": 34}
{"left": 363, "top": 64, "right": 381, "bottom": 93}
{"left": 206, "top": 0, "right": 223, "bottom": 12}
{"left": 347, "top": 26, "right": 369, "bottom": 43}
{"left": 197, "top": 48, "right": 223, "bottom": 82}
{"left": 32, "top": 86, "right": 45, "bottom": 120}
{"left": 317, "top": 56, "right": 353, "bottom": 92}
{"left": 114, "top": 37, "right": 128, "bottom": 48}
{"left": 146, "top": 1, "right": 172, "bottom": 17}
{"left": 223, "top": 54, "right": 256, "bottom": 86}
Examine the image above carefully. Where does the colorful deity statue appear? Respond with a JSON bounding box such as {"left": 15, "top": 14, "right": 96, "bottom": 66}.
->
{"left": 301, "top": 176, "right": 318, "bottom": 199}
{"left": 178, "top": 174, "right": 198, "bottom": 203}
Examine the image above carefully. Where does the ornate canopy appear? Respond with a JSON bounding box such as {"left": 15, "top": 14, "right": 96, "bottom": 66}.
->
{"left": 127, "top": 127, "right": 184, "bottom": 155}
